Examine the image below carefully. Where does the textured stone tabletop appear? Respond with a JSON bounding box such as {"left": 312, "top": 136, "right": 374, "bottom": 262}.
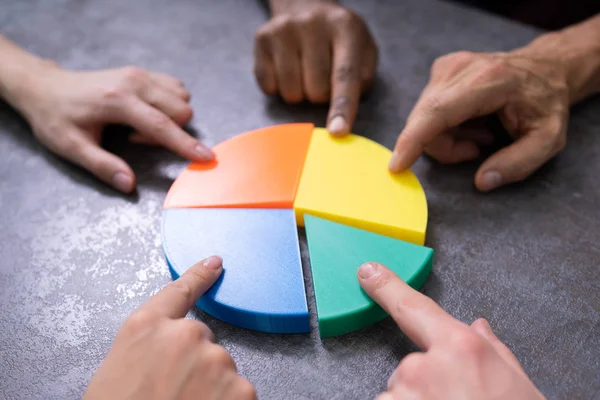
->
{"left": 0, "top": 0, "right": 599, "bottom": 399}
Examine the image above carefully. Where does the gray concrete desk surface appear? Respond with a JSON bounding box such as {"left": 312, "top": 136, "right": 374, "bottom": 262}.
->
{"left": 0, "top": 0, "right": 598, "bottom": 399}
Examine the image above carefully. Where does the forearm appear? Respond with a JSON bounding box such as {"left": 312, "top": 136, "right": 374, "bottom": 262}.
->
{"left": 521, "top": 13, "right": 600, "bottom": 104}
{"left": 0, "top": 35, "right": 53, "bottom": 116}
{"left": 268, "top": 0, "right": 336, "bottom": 16}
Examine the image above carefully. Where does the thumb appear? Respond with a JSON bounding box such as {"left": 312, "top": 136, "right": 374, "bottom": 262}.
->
{"left": 63, "top": 133, "right": 136, "bottom": 193}
{"left": 471, "top": 318, "right": 527, "bottom": 375}
{"left": 474, "top": 117, "right": 566, "bottom": 192}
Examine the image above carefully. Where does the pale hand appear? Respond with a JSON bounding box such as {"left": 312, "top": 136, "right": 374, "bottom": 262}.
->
{"left": 358, "top": 262, "right": 546, "bottom": 399}
{"left": 83, "top": 256, "right": 256, "bottom": 400}
{"left": 16, "top": 63, "right": 214, "bottom": 193}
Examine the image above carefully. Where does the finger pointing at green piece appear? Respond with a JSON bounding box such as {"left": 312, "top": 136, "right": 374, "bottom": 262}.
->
{"left": 357, "top": 262, "right": 467, "bottom": 350}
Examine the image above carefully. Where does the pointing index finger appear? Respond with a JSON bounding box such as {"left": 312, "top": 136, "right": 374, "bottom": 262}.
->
{"left": 326, "top": 34, "right": 363, "bottom": 136}
{"left": 358, "top": 262, "right": 466, "bottom": 350}
{"left": 139, "top": 256, "right": 223, "bottom": 319}
{"left": 118, "top": 97, "right": 215, "bottom": 162}
{"left": 389, "top": 92, "right": 457, "bottom": 172}
{"left": 388, "top": 72, "right": 514, "bottom": 172}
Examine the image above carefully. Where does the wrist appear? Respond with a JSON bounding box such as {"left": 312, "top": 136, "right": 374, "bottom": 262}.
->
{"left": 268, "top": 0, "right": 337, "bottom": 16}
{"left": 518, "top": 20, "right": 600, "bottom": 104}
{"left": 0, "top": 56, "right": 58, "bottom": 119}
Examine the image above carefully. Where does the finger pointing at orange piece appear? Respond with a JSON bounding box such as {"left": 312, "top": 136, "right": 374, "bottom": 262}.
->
{"left": 253, "top": 3, "right": 378, "bottom": 136}
{"left": 326, "top": 32, "right": 366, "bottom": 136}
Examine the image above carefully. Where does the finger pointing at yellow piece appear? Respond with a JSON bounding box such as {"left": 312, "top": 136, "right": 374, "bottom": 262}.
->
{"left": 387, "top": 50, "right": 571, "bottom": 193}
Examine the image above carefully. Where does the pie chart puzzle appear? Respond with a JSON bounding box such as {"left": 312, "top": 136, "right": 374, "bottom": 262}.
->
{"left": 162, "top": 123, "right": 433, "bottom": 337}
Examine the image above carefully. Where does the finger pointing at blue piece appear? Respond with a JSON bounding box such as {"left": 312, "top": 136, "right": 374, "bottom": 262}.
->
{"left": 140, "top": 255, "right": 223, "bottom": 319}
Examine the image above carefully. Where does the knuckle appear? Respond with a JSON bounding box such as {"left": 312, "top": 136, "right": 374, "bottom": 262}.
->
{"left": 179, "top": 319, "right": 206, "bottom": 336}
{"left": 329, "top": 7, "right": 361, "bottom": 27}
{"left": 206, "top": 344, "right": 235, "bottom": 367}
{"left": 394, "top": 291, "right": 434, "bottom": 317}
{"left": 166, "top": 280, "right": 194, "bottom": 306}
{"left": 255, "top": 24, "right": 274, "bottom": 45}
{"left": 235, "top": 379, "right": 257, "bottom": 400}
{"left": 121, "top": 65, "right": 148, "bottom": 83}
{"left": 555, "top": 85, "right": 569, "bottom": 102}
{"left": 545, "top": 117, "right": 567, "bottom": 153}
{"left": 186, "top": 267, "right": 213, "bottom": 287}
{"left": 450, "top": 331, "right": 487, "bottom": 358}
{"left": 507, "top": 163, "right": 534, "bottom": 183}
{"left": 102, "top": 86, "right": 131, "bottom": 101}
{"left": 330, "top": 95, "right": 352, "bottom": 115}
{"left": 174, "top": 105, "right": 193, "bottom": 125}
{"left": 420, "top": 95, "right": 444, "bottom": 117}
{"left": 334, "top": 65, "right": 358, "bottom": 83}
{"left": 148, "top": 112, "right": 173, "bottom": 132}
{"left": 282, "top": 89, "right": 304, "bottom": 104}
{"left": 431, "top": 57, "right": 445, "bottom": 73}
{"left": 279, "top": 64, "right": 298, "bottom": 81}
{"left": 397, "top": 354, "right": 426, "bottom": 386}
{"left": 425, "top": 147, "right": 454, "bottom": 165}
{"left": 546, "top": 117, "right": 564, "bottom": 136}
{"left": 475, "top": 58, "right": 511, "bottom": 83}
{"left": 254, "top": 68, "right": 276, "bottom": 95}
{"left": 372, "top": 272, "right": 392, "bottom": 292}
{"left": 180, "top": 89, "right": 191, "bottom": 101}
{"left": 270, "top": 15, "right": 294, "bottom": 33}
{"left": 171, "top": 320, "right": 204, "bottom": 343}
{"left": 554, "top": 133, "right": 567, "bottom": 152}
{"left": 123, "top": 311, "right": 157, "bottom": 335}
{"left": 433, "top": 51, "right": 474, "bottom": 71}
{"left": 296, "top": 10, "right": 323, "bottom": 29}
{"left": 58, "top": 134, "right": 84, "bottom": 156}
{"left": 449, "top": 50, "right": 476, "bottom": 64}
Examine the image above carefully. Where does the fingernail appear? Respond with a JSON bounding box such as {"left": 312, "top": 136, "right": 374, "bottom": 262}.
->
{"left": 112, "top": 172, "right": 134, "bottom": 193}
{"left": 203, "top": 256, "right": 222, "bottom": 270}
{"left": 327, "top": 116, "right": 347, "bottom": 135}
{"left": 358, "top": 262, "right": 380, "bottom": 279}
{"left": 480, "top": 170, "right": 502, "bottom": 191}
{"left": 388, "top": 151, "right": 402, "bottom": 172}
{"left": 195, "top": 144, "right": 215, "bottom": 160}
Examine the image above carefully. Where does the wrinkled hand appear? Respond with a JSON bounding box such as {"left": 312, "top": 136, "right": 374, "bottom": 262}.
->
{"left": 254, "top": 1, "right": 377, "bottom": 135}
{"left": 84, "top": 256, "right": 256, "bottom": 400}
{"left": 358, "top": 262, "right": 545, "bottom": 400}
{"left": 17, "top": 64, "right": 214, "bottom": 193}
{"left": 389, "top": 50, "right": 570, "bottom": 192}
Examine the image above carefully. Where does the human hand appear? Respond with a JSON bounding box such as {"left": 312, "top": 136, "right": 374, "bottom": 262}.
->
{"left": 357, "top": 262, "right": 545, "bottom": 400}
{"left": 388, "top": 49, "right": 570, "bottom": 192}
{"left": 14, "top": 63, "right": 214, "bottom": 193}
{"left": 84, "top": 256, "right": 256, "bottom": 400}
{"left": 254, "top": 0, "right": 377, "bottom": 135}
